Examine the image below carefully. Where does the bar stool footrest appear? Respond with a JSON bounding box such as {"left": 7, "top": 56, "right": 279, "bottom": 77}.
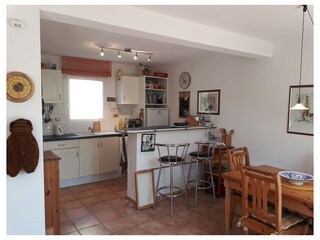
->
{"left": 187, "top": 179, "right": 213, "bottom": 190}
{"left": 157, "top": 186, "right": 185, "bottom": 198}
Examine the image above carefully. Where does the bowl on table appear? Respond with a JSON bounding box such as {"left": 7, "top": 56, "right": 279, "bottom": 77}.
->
{"left": 279, "top": 171, "right": 313, "bottom": 185}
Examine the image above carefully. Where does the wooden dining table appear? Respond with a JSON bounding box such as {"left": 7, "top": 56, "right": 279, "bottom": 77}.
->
{"left": 222, "top": 165, "right": 313, "bottom": 234}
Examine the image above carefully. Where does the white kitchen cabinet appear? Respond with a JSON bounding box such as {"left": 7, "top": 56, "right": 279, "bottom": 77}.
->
{"left": 146, "top": 108, "right": 169, "bottom": 127}
{"left": 79, "top": 137, "right": 120, "bottom": 177}
{"left": 116, "top": 76, "right": 139, "bottom": 104}
{"left": 43, "top": 140, "right": 79, "bottom": 180}
{"left": 79, "top": 138, "right": 100, "bottom": 177}
{"left": 138, "top": 76, "right": 169, "bottom": 126}
{"left": 53, "top": 148, "right": 79, "bottom": 180}
{"left": 100, "top": 137, "right": 119, "bottom": 173}
{"left": 41, "top": 69, "right": 63, "bottom": 103}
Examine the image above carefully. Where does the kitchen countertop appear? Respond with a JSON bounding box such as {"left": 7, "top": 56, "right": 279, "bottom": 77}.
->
{"left": 117, "top": 125, "right": 215, "bottom": 133}
{"left": 43, "top": 126, "right": 214, "bottom": 141}
{"left": 43, "top": 131, "right": 125, "bottom": 142}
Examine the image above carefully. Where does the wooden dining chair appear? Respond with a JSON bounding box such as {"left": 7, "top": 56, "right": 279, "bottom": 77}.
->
{"left": 227, "top": 146, "right": 250, "bottom": 172}
{"left": 226, "top": 147, "right": 250, "bottom": 227}
{"left": 238, "top": 166, "right": 309, "bottom": 235}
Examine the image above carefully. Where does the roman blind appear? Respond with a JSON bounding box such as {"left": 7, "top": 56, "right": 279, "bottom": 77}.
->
{"left": 61, "top": 56, "right": 111, "bottom": 77}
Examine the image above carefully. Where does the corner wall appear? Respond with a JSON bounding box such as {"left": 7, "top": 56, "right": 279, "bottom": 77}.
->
{"left": 7, "top": 6, "right": 45, "bottom": 234}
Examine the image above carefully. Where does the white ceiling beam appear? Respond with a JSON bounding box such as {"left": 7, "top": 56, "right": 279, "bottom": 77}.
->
{"left": 40, "top": 5, "right": 273, "bottom": 58}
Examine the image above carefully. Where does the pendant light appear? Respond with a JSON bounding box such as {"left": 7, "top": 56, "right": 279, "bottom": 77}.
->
{"left": 290, "top": 5, "right": 310, "bottom": 110}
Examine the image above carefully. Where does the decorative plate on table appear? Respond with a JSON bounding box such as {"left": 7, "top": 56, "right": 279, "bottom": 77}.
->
{"left": 279, "top": 171, "right": 313, "bottom": 185}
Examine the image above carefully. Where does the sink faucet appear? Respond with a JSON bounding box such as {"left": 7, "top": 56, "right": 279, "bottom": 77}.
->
{"left": 88, "top": 127, "right": 94, "bottom": 133}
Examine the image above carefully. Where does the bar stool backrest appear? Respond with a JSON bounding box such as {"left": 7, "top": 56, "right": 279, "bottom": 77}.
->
{"left": 192, "top": 141, "right": 224, "bottom": 158}
{"left": 155, "top": 143, "right": 190, "bottom": 163}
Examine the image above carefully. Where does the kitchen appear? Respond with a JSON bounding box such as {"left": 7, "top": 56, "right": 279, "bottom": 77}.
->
{"left": 6, "top": 4, "right": 314, "bottom": 235}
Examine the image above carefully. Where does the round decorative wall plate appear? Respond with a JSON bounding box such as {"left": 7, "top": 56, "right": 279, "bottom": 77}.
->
{"left": 7, "top": 72, "right": 35, "bottom": 102}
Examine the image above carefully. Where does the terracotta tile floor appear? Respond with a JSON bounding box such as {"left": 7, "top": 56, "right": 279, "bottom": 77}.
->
{"left": 60, "top": 177, "right": 312, "bottom": 235}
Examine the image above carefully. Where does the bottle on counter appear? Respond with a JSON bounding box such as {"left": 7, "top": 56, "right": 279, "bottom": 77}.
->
{"left": 138, "top": 108, "right": 144, "bottom": 119}
{"left": 124, "top": 118, "right": 128, "bottom": 129}
{"left": 118, "top": 118, "right": 124, "bottom": 129}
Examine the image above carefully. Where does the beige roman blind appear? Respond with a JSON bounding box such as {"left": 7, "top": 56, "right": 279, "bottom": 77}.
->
{"left": 61, "top": 56, "right": 111, "bottom": 77}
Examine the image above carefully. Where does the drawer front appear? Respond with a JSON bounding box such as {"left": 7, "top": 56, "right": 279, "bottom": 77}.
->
{"left": 44, "top": 140, "right": 79, "bottom": 150}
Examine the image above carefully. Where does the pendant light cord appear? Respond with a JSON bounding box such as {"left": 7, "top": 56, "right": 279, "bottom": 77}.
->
{"left": 298, "top": 6, "right": 306, "bottom": 100}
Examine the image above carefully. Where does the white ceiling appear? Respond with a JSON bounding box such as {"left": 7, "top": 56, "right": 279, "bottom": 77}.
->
{"left": 40, "top": 5, "right": 313, "bottom": 66}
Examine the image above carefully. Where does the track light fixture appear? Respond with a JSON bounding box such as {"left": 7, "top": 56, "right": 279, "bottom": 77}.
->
{"left": 100, "top": 47, "right": 104, "bottom": 57}
{"left": 97, "top": 44, "right": 153, "bottom": 62}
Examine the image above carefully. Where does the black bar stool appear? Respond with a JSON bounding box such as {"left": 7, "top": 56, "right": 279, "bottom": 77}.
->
{"left": 187, "top": 140, "right": 223, "bottom": 206}
{"left": 153, "top": 143, "right": 190, "bottom": 218}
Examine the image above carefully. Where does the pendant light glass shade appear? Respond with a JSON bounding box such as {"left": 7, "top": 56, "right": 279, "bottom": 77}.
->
{"left": 290, "top": 102, "right": 308, "bottom": 110}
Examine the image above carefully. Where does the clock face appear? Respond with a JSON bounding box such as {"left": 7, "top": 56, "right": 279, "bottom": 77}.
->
{"left": 179, "top": 72, "right": 191, "bottom": 89}
{"left": 7, "top": 72, "right": 34, "bottom": 102}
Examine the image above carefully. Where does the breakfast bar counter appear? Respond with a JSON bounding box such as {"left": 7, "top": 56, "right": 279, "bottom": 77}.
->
{"left": 122, "top": 126, "right": 215, "bottom": 208}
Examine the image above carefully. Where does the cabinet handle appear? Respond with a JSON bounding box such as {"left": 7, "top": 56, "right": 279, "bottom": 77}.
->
{"left": 59, "top": 94, "right": 61, "bottom": 100}
{"left": 57, "top": 144, "right": 65, "bottom": 146}
{"left": 98, "top": 142, "right": 100, "bottom": 148}
{"left": 76, "top": 151, "right": 78, "bottom": 158}
{"left": 101, "top": 142, "right": 103, "bottom": 147}
{"left": 123, "top": 96, "right": 126, "bottom": 102}
{"left": 45, "top": 190, "right": 50, "bottom": 196}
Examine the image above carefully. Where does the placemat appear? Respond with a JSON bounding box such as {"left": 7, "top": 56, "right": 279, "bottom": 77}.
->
{"left": 281, "top": 180, "right": 313, "bottom": 191}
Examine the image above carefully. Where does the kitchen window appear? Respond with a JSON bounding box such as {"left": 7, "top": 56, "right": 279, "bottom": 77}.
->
{"left": 68, "top": 77, "right": 104, "bottom": 121}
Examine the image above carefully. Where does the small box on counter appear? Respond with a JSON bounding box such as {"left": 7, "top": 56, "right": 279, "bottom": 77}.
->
{"left": 93, "top": 121, "right": 101, "bottom": 132}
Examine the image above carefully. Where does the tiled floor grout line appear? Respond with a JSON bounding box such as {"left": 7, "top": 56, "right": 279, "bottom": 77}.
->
{"left": 62, "top": 179, "right": 133, "bottom": 234}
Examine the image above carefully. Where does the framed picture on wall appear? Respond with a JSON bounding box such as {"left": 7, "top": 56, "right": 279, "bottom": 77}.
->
{"left": 141, "top": 134, "right": 156, "bottom": 152}
{"left": 179, "top": 91, "right": 190, "bottom": 118}
{"left": 287, "top": 85, "right": 313, "bottom": 136}
{"left": 197, "top": 89, "right": 220, "bottom": 115}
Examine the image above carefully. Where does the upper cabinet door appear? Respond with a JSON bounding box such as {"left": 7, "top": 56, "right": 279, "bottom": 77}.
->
{"left": 116, "top": 76, "right": 139, "bottom": 104}
{"left": 42, "top": 69, "right": 63, "bottom": 103}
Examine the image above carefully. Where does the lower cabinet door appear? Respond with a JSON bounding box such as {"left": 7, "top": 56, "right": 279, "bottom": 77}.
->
{"left": 100, "top": 137, "right": 120, "bottom": 173}
{"left": 79, "top": 139, "right": 100, "bottom": 177}
{"left": 52, "top": 148, "right": 79, "bottom": 180}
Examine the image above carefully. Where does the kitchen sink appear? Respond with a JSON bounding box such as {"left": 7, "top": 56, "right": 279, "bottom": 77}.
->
{"left": 75, "top": 132, "right": 95, "bottom": 136}
{"left": 75, "top": 131, "right": 118, "bottom": 136}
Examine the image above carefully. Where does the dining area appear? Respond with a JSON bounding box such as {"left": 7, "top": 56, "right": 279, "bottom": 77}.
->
{"left": 222, "top": 147, "right": 313, "bottom": 235}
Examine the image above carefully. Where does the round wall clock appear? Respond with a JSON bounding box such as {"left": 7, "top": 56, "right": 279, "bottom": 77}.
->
{"left": 179, "top": 72, "right": 191, "bottom": 89}
{"left": 7, "top": 72, "right": 35, "bottom": 102}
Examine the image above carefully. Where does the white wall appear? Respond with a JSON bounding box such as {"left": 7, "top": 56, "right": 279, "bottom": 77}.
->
{"left": 7, "top": 6, "right": 45, "bottom": 234}
{"left": 161, "top": 33, "right": 313, "bottom": 174}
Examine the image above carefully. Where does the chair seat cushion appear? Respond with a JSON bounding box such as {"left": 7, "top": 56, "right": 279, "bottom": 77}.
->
{"left": 280, "top": 210, "right": 306, "bottom": 230}
{"left": 249, "top": 207, "right": 306, "bottom": 231}
{"left": 189, "top": 151, "right": 213, "bottom": 158}
{"left": 159, "top": 156, "right": 183, "bottom": 163}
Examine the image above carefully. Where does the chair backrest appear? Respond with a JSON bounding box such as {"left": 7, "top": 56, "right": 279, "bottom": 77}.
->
{"left": 155, "top": 143, "right": 190, "bottom": 163}
{"left": 220, "top": 128, "right": 234, "bottom": 147}
{"left": 226, "top": 147, "right": 250, "bottom": 171}
{"left": 241, "top": 166, "right": 282, "bottom": 233}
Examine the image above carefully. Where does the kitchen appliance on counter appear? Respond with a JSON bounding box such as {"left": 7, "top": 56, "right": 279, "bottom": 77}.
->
{"left": 146, "top": 108, "right": 169, "bottom": 127}
{"left": 128, "top": 118, "right": 143, "bottom": 128}
{"left": 53, "top": 124, "right": 65, "bottom": 136}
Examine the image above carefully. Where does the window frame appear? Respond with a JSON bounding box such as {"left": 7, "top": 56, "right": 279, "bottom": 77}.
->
{"left": 66, "top": 75, "right": 106, "bottom": 124}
